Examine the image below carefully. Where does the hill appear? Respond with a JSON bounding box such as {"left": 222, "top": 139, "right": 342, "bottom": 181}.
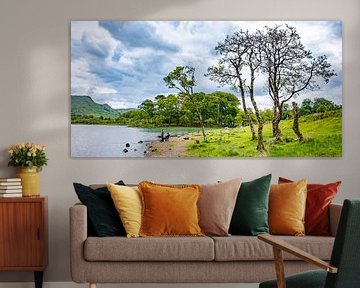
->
{"left": 71, "top": 95, "right": 131, "bottom": 118}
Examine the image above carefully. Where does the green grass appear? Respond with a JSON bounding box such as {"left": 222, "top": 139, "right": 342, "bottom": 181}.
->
{"left": 186, "top": 115, "right": 342, "bottom": 157}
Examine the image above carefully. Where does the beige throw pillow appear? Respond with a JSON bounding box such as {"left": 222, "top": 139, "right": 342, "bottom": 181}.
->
{"left": 198, "top": 178, "right": 242, "bottom": 236}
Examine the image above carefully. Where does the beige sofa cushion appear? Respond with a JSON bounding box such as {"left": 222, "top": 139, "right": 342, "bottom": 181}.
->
{"left": 84, "top": 236, "right": 214, "bottom": 261}
{"left": 212, "top": 235, "right": 334, "bottom": 261}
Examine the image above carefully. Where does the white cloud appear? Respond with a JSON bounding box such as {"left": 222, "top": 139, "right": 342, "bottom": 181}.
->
{"left": 71, "top": 21, "right": 342, "bottom": 109}
{"left": 106, "top": 100, "right": 135, "bottom": 109}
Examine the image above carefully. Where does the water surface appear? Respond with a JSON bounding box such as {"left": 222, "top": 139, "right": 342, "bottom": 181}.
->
{"left": 71, "top": 125, "right": 196, "bottom": 157}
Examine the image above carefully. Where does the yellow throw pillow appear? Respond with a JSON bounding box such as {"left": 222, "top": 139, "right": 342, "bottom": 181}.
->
{"left": 138, "top": 181, "right": 204, "bottom": 237}
{"left": 269, "top": 179, "right": 307, "bottom": 236}
{"left": 107, "top": 183, "right": 142, "bottom": 238}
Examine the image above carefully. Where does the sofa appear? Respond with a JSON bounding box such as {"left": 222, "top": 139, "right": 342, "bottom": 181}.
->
{"left": 70, "top": 201, "right": 342, "bottom": 287}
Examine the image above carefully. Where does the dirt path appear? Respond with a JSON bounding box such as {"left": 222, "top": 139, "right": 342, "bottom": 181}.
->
{"left": 145, "top": 133, "right": 200, "bottom": 157}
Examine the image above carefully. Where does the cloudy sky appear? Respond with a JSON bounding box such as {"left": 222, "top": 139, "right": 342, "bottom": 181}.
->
{"left": 71, "top": 21, "right": 342, "bottom": 110}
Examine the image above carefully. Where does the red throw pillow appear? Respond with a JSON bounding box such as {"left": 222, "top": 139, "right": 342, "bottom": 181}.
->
{"left": 278, "top": 177, "right": 341, "bottom": 236}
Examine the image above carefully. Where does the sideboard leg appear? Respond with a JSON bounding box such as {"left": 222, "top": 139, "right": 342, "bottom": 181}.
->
{"left": 34, "top": 271, "right": 43, "bottom": 288}
{"left": 90, "top": 283, "right": 97, "bottom": 288}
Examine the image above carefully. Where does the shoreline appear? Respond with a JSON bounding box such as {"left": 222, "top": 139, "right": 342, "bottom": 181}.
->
{"left": 145, "top": 132, "right": 201, "bottom": 157}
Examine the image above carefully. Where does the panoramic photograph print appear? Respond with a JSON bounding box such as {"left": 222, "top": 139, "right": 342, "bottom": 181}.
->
{"left": 71, "top": 20, "right": 342, "bottom": 158}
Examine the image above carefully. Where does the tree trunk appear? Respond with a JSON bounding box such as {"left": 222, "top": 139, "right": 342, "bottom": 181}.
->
{"left": 194, "top": 103, "right": 207, "bottom": 142}
{"left": 272, "top": 103, "right": 283, "bottom": 142}
{"left": 249, "top": 67, "right": 266, "bottom": 152}
{"left": 272, "top": 105, "right": 277, "bottom": 138}
{"left": 257, "top": 124, "right": 266, "bottom": 151}
{"left": 239, "top": 86, "right": 256, "bottom": 140}
{"left": 292, "top": 102, "right": 303, "bottom": 141}
{"left": 198, "top": 113, "right": 207, "bottom": 142}
{"left": 248, "top": 114, "right": 256, "bottom": 141}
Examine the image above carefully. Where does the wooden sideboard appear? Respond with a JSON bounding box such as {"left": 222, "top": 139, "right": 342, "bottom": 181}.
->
{"left": 0, "top": 197, "right": 47, "bottom": 288}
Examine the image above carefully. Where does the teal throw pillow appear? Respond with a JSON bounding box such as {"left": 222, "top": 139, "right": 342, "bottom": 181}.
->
{"left": 229, "top": 174, "right": 272, "bottom": 236}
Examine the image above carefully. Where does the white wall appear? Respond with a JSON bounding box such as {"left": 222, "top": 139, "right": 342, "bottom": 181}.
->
{"left": 0, "top": 0, "right": 359, "bottom": 282}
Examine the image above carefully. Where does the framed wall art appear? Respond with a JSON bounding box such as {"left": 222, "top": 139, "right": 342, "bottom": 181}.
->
{"left": 71, "top": 21, "right": 342, "bottom": 157}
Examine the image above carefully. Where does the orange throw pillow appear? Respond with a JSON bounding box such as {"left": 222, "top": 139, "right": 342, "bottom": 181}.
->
{"left": 279, "top": 177, "right": 341, "bottom": 235}
{"left": 138, "top": 181, "right": 204, "bottom": 237}
{"left": 269, "top": 179, "right": 307, "bottom": 236}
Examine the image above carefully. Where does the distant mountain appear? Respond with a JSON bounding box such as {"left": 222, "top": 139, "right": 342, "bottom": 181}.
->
{"left": 71, "top": 95, "right": 132, "bottom": 118}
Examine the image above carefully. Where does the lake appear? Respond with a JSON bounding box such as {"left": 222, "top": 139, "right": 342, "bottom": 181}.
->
{"left": 71, "top": 125, "right": 197, "bottom": 157}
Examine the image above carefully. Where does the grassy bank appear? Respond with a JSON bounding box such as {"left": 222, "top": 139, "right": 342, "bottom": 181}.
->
{"left": 185, "top": 115, "right": 342, "bottom": 157}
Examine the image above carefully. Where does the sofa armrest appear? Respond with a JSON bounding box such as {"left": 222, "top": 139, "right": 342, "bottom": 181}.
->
{"left": 329, "top": 203, "right": 342, "bottom": 237}
{"left": 69, "top": 203, "right": 88, "bottom": 283}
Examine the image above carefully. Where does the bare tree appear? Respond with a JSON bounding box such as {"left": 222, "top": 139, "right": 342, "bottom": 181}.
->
{"left": 207, "top": 30, "right": 267, "bottom": 151}
{"left": 244, "top": 31, "right": 266, "bottom": 152}
{"left": 206, "top": 32, "right": 257, "bottom": 141}
{"left": 164, "top": 66, "right": 207, "bottom": 141}
{"left": 260, "top": 25, "right": 336, "bottom": 141}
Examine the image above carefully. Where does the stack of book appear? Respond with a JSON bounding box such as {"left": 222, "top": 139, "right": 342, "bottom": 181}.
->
{"left": 0, "top": 178, "right": 22, "bottom": 197}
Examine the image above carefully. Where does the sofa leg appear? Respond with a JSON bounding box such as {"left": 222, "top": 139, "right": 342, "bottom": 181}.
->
{"left": 89, "top": 283, "right": 96, "bottom": 288}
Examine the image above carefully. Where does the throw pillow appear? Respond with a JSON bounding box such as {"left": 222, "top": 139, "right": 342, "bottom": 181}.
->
{"left": 279, "top": 177, "right": 341, "bottom": 236}
{"left": 73, "top": 181, "right": 126, "bottom": 237}
{"left": 229, "top": 174, "right": 272, "bottom": 236}
{"left": 269, "top": 179, "right": 307, "bottom": 236}
{"left": 107, "top": 183, "right": 142, "bottom": 238}
{"left": 138, "top": 181, "right": 203, "bottom": 237}
{"left": 198, "top": 177, "right": 242, "bottom": 236}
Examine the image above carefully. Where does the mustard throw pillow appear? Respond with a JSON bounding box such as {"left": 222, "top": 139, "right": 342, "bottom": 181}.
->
{"left": 107, "top": 183, "right": 142, "bottom": 238}
{"left": 269, "top": 179, "right": 307, "bottom": 236}
{"left": 138, "top": 181, "right": 204, "bottom": 237}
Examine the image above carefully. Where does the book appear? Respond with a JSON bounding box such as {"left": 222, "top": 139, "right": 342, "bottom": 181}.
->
{"left": 0, "top": 186, "right": 22, "bottom": 190}
{"left": 0, "top": 178, "right": 21, "bottom": 182}
{"left": 0, "top": 189, "right": 22, "bottom": 193}
{"left": 0, "top": 182, "right": 22, "bottom": 186}
{"left": 0, "top": 193, "right": 22, "bottom": 198}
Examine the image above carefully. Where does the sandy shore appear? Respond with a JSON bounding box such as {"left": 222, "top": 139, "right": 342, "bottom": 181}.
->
{"left": 145, "top": 133, "right": 201, "bottom": 157}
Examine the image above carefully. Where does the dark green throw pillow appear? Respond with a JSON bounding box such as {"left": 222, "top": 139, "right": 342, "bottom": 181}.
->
{"left": 73, "top": 181, "right": 126, "bottom": 237}
{"left": 229, "top": 174, "right": 272, "bottom": 236}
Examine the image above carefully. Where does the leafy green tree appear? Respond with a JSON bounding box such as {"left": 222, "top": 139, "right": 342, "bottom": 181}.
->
{"left": 235, "top": 110, "right": 246, "bottom": 126}
{"left": 282, "top": 104, "right": 292, "bottom": 120}
{"left": 299, "top": 98, "right": 340, "bottom": 116}
{"left": 300, "top": 99, "right": 314, "bottom": 116}
{"left": 313, "top": 97, "right": 337, "bottom": 113}
{"left": 224, "top": 114, "right": 236, "bottom": 127}
{"left": 167, "top": 94, "right": 182, "bottom": 125}
{"left": 164, "top": 66, "right": 207, "bottom": 141}
{"left": 260, "top": 109, "right": 273, "bottom": 123}
{"left": 138, "top": 99, "right": 155, "bottom": 123}
{"left": 180, "top": 97, "right": 196, "bottom": 126}
{"left": 205, "top": 91, "right": 239, "bottom": 127}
